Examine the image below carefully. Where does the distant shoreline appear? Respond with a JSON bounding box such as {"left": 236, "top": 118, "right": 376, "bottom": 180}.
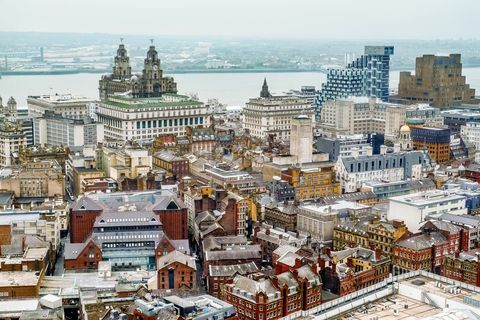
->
{"left": 2, "top": 65, "right": 480, "bottom": 77}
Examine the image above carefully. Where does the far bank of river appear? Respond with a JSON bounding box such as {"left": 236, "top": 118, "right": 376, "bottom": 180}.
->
{"left": 1, "top": 68, "right": 480, "bottom": 107}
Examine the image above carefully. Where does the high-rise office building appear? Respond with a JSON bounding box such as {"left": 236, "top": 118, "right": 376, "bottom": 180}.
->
{"left": 316, "top": 46, "right": 394, "bottom": 121}
{"left": 396, "top": 54, "right": 476, "bottom": 109}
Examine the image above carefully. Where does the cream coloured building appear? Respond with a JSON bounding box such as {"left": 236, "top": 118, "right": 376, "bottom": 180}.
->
{"left": 96, "top": 142, "right": 152, "bottom": 181}
{"left": 27, "top": 94, "right": 95, "bottom": 120}
{"left": 243, "top": 80, "right": 314, "bottom": 141}
{"left": 320, "top": 97, "right": 442, "bottom": 140}
{"left": 97, "top": 94, "right": 208, "bottom": 142}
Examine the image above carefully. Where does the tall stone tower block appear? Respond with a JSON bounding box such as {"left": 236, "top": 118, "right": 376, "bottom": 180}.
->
{"left": 290, "top": 115, "right": 313, "bottom": 164}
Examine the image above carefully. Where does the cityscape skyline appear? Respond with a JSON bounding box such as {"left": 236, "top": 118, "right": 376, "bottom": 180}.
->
{"left": 0, "top": 0, "right": 478, "bottom": 40}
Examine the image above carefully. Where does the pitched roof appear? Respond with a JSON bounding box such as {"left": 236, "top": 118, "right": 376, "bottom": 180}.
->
{"left": 277, "top": 251, "right": 304, "bottom": 267}
{"left": 276, "top": 271, "right": 299, "bottom": 289}
{"left": 208, "top": 262, "right": 258, "bottom": 277}
{"left": 157, "top": 250, "right": 196, "bottom": 270}
{"left": 205, "top": 245, "right": 261, "bottom": 261}
{"left": 71, "top": 196, "right": 104, "bottom": 211}
{"left": 296, "top": 265, "right": 321, "bottom": 284}
{"left": 64, "top": 242, "right": 90, "bottom": 260}
{"left": 273, "top": 245, "right": 300, "bottom": 258}
{"left": 396, "top": 232, "right": 448, "bottom": 250}
{"left": 439, "top": 213, "right": 480, "bottom": 227}
{"left": 232, "top": 275, "right": 280, "bottom": 298}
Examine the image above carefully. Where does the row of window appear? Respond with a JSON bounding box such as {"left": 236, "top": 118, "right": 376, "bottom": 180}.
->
{"left": 136, "top": 117, "right": 203, "bottom": 129}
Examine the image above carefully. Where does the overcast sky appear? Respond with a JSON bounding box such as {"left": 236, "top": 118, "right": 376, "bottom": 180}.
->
{"left": 0, "top": 0, "right": 477, "bottom": 40}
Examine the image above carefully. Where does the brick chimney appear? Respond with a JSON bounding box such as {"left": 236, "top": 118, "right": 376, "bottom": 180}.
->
{"left": 375, "top": 248, "right": 382, "bottom": 260}
{"left": 271, "top": 276, "right": 279, "bottom": 288}
{"left": 294, "top": 258, "right": 302, "bottom": 269}
{"left": 311, "top": 263, "right": 318, "bottom": 275}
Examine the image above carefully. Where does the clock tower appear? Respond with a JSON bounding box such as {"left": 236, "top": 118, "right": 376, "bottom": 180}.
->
{"left": 113, "top": 43, "right": 131, "bottom": 80}
{"left": 143, "top": 45, "right": 163, "bottom": 97}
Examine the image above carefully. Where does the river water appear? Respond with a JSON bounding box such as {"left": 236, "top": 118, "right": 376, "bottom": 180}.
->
{"left": 1, "top": 68, "right": 480, "bottom": 107}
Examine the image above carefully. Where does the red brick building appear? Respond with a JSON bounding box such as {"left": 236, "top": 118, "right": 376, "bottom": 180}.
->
{"left": 153, "top": 197, "right": 188, "bottom": 240}
{"left": 69, "top": 197, "right": 104, "bottom": 243}
{"left": 226, "top": 275, "right": 283, "bottom": 320}
{"left": 156, "top": 250, "right": 196, "bottom": 290}
{"left": 319, "top": 247, "right": 390, "bottom": 296}
{"left": 226, "top": 265, "right": 322, "bottom": 320}
{"left": 64, "top": 239, "right": 102, "bottom": 270}
{"left": 394, "top": 220, "right": 462, "bottom": 274}
{"left": 208, "top": 262, "right": 258, "bottom": 298}
{"left": 442, "top": 250, "right": 480, "bottom": 286}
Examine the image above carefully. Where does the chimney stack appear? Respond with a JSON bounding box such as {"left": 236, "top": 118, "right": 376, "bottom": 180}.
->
{"left": 365, "top": 146, "right": 373, "bottom": 157}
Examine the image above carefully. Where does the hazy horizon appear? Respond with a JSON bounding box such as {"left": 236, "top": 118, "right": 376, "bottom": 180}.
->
{"left": 0, "top": 0, "right": 478, "bottom": 40}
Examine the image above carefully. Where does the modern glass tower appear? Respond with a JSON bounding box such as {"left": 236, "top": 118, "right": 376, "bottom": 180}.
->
{"left": 316, "top": 45, "right": 394, "bottom": 121}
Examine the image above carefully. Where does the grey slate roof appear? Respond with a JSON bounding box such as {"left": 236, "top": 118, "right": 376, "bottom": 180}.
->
{"left": 205, "top": 245, "right": 261, "bottom": 261}
{"left": 208, "top": 262, "right": 258, "bottom": 277}
{"left": 71, "top": 196, "right": 104, "bottom": 211}
{"left": 438, "top": 213, "right": 480, "bottom": 227}
{"left": 396, "top": 232, "right": 447, "bottom": 250}
{"left": 157, "top": 250, "right": 196, "bottom": 270}
{"left": 231, "top": 275, "right": 280, "bottom": 297}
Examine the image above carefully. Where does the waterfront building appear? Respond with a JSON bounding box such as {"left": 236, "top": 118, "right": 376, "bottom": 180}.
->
{"left": 96, "top": 44, "right": 207, "bottom": 142}
{"left": 243, "top": 79, "right": 314, "bottom": 141}
{"left": 27, "top": 94, "right": 95, "bottom": 120}
{"left": 97, "top": 93, "right": 208, "bottom": 142}
{"left": 396, "top": 54, "right": 476, "bottom": 108}
{"left": 33, "top": 111, "right": 104, "bottom": 147}
{"left": 410, "top": 126, "right": 451, "bottom": 164}
{"left": 99, "top": 43, "right": 177, "bottom": 100}
{"left": 388, "top": 190, "right": 467, "bottom": 232}
{"left": 316, "top": 45, "right": 394, "bottom": 120}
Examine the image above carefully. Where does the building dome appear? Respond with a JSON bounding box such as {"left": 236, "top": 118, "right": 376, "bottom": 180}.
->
{"left": 400, "top": 124, "right": 410, "bottom": 132}
{"left": 130, "top": 75, "right": 139, "bottom": 82}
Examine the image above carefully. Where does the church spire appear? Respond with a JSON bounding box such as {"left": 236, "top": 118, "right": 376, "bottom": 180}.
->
{"left": 260, "top": 78, "right": 271, "bottom": 98}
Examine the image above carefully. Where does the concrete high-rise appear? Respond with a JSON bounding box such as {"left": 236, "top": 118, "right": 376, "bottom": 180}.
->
{"left": 289, "top": 114, "right": 313, "bottom": 164}
{"left": 396, "top": 54, "right": 476, "bottom": 109}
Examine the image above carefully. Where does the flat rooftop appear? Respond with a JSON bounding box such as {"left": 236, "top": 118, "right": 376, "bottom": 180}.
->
{"left": 389, "top": 191, "right": 465, "bottom": 206}
{"left": 28, "top": 94, "right": 94, "bottom": 104}
{"left": 334, "top": 295, "right": 441, "bottom": 320}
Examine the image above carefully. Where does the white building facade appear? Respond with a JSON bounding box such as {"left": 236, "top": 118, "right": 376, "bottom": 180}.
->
{"left": 461, "top": 122, "right": 480, "bottom": 149}
{"left": 33, "top": 111, "right": 104, "bottom": 147}
{"left": 27, "top": 94, "right": 95, "bottom": 120}
{"left": 96, "top": 94, "right": 208, "bottom": 142}
{"left": 388, "top": 191, "right": 467, "bottom": 232}
{"left": 243, "top": 96, "right": 314, "bottom": 141}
